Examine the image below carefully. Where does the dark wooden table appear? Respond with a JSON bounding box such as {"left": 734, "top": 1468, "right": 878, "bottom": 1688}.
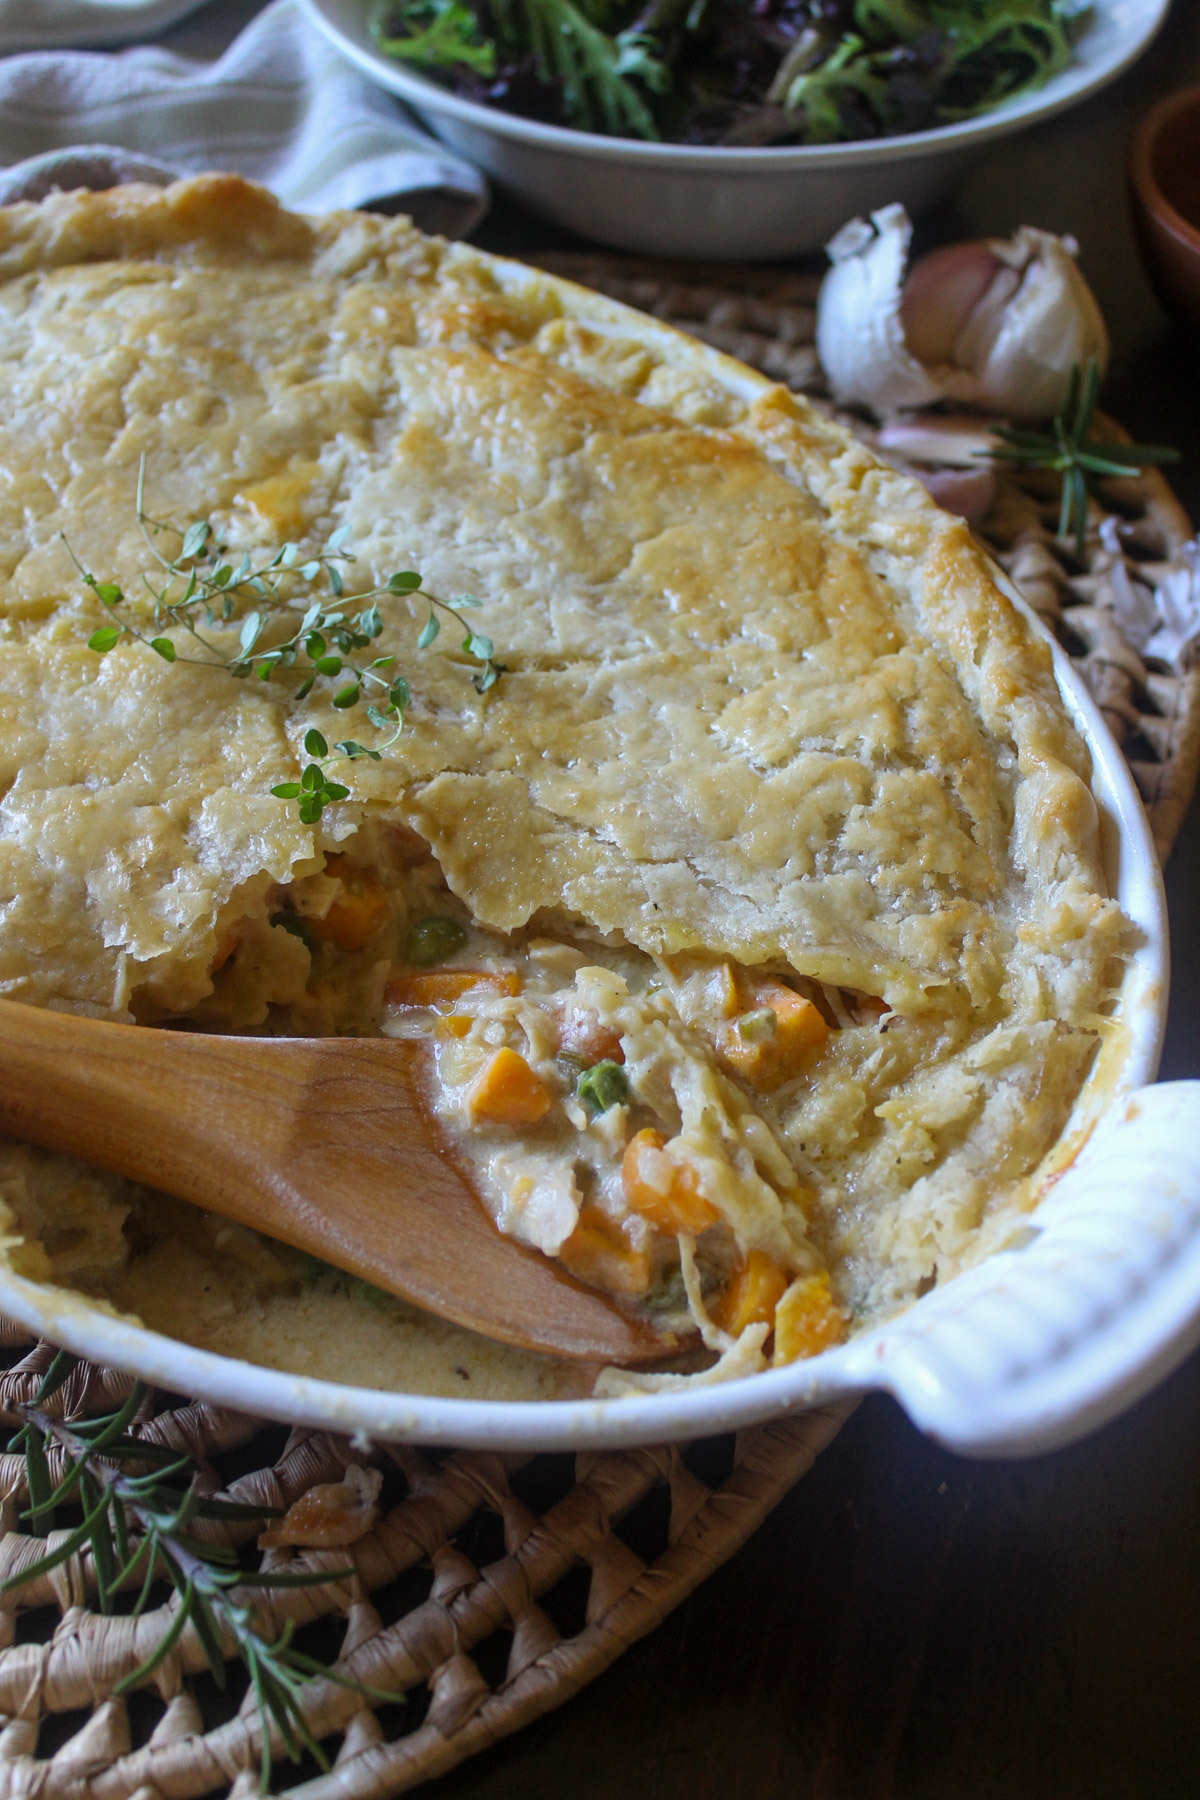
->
{"left": 449, "top": 5, "right": 1200, "bottom": 1795}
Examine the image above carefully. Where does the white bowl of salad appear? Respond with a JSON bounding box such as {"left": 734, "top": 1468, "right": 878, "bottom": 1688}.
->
{"left": 304, "top": 0, "right": 1169, "bottom": 259}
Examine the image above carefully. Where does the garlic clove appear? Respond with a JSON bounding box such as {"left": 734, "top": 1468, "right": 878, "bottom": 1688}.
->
{"left": 951, "top": 226, "right": 1110, "bottom": 422}
{"left": 874, "top": 416, "right": 1001, "bottom": 467}
{"left": 818, "top": 206, "right": 1110, "bottom": 424}
{"left": 818, "top": 207, "right": 943, "bottom": 414}
{"left": 899, "top": 241, "right": 1005, "bottom": 369}
{"left": 872, "top": 417, "right": 999, "bottom": 525}
{"left": 909, "top": 464, "right": 997, "bottom": 527}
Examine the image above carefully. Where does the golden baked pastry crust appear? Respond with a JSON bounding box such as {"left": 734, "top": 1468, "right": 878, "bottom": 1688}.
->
{"left": 0, "top": 175, "right": 1125, "bottom": 1341}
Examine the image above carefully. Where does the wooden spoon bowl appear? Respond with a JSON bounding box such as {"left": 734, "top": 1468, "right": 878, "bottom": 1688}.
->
{"left": 0, "top": 999, "right": 673, "bottom": 1365}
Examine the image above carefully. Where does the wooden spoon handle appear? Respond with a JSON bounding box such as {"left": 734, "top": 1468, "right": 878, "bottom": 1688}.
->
{"left": 0, "top": 1000, "right": 278, "bottom": 1199}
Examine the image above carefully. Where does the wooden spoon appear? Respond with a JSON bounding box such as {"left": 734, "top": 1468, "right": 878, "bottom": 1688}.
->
{"left": 0, "top": 998, "right": 672, "bottom": 1364}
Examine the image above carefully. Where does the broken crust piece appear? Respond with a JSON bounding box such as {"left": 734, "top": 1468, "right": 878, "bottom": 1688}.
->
{"left": 0, "top": 174, "right": 1125, "bottom": 1360}
{"left": 258, "top": 1464, "right": 383, "bottom": 1549}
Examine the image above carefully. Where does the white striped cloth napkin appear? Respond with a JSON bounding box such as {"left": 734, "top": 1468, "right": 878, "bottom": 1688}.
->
{"left": 0, "top": 0, "right": 489, "bottom": 232}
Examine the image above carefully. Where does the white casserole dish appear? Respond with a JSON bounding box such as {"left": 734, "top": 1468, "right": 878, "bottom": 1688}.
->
{"left": 0, "top": 612, "right": 1182, "bottom": 1458}
{"left": 0, "top": 222, "right": 1185, "bottom": 1460}
{"left": 302, "top": 0, "right": 1171, "bottom": 260}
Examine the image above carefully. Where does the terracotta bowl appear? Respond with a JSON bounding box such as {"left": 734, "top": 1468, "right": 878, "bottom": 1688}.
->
{"left": 1130, "top": 84, "right": 1200, "bottom": 331}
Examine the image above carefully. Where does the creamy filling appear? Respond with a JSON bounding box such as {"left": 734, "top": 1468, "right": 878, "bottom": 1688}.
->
{"left": 233, "top": 823, "right": 887, "bottom": 1380}
{"left": 2, "top": 808, "right": 1102, "bottom": 1398}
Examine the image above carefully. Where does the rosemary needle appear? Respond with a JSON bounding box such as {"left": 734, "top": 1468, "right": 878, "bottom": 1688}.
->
{"left": 987, "top": 358, "right": 1180, "bottom": 557}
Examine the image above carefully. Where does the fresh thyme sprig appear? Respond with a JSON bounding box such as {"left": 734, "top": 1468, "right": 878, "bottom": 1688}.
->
{"left": 2, "top": 1351, "right": 395, "bottom": 1788}
{"left": 986, "top": 358, "right": 1180, "bottom": 556}
{"left": 66, "top": 460, "right": 503, "bottom": 823}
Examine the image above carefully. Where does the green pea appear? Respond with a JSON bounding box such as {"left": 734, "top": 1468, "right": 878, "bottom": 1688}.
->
{"left": 736, "top": 1006, "right": 777, "bottom": 1043}
{"left": 645, "top": 1267, "right": 687, "bottom": 1314}
{"left": 405, "top": 915, "right": 468, "bottom": 966}
{"left": 576, "top": 1059, "right": 630, "bottom": 1114}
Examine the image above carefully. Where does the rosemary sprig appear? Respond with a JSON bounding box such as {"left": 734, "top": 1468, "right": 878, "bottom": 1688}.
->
{"left": 987, "top": 358, "right": 1180, "bottom": 556}
{"left": 2, "top": 1351, "right": 395, "bottom": 1789}
{"left": 66, "top": 460, "right": 504, "bottom": 823}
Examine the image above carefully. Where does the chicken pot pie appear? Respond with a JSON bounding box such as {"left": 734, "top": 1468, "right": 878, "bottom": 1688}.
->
{"left": 0, "top": 175, "right": 1127, "bottom": 1399}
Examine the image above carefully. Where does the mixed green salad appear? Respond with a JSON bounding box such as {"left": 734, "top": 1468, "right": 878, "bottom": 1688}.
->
{"left": 370, "top": 0, "right": 1094, "bottom": 145}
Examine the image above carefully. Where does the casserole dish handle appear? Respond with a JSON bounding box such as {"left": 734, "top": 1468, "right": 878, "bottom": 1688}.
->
{"left": 834, "top": 1083, "right": 1200, "bottom": 1456}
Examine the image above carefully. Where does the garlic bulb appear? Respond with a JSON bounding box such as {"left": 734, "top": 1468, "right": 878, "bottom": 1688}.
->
{"left": 817, "top": 204, "right": 1109, "bottom": 423}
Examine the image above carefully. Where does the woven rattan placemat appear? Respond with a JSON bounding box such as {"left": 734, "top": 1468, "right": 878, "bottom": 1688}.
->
{"left": 0, "top": 1330, "right": 852, "bottom": 1798}
{"left": 0, "top": 256, "right": 1196, "bottom": 1800}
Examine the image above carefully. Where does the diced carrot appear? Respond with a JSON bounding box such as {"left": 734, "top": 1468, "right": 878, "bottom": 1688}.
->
{"left": 467, "top": 1047, "right": 553, "bottom": 1125}
{"left": 559, "top": 1206, "right": 653, "bottom": 1297}
{"left": 772, "top": 1271, "right": 846, "bottom": 1364}
{"left": 314, "top": 891, "right": 390, "bottom": 953}
{"left": 309, "top": 857, "right": 390, "bottom": 952}
{"left": 621, "top": 1129, "right": 720, "bottom": 1235}
{"left": 710, "top": 1250, "right": 790, "bottom": 1336}
{"left": 210, "top": 923, "right": 241, "bottom": 975}
{"left": 770, "top": 989, "right": 830, "bottom": 1057}
{"left": 707, "top": 962, "right": 741, "bottom": 1019}
{"left": 716, "top": 1028, "right": 769, "bottom": 1084}
{"left": 436, "top": 1013, "right": 474, "bottom": 1040}
{"left": 555, "top": 1001, "right": 624, "bottom": 1065}
{"left": 385, "top": 969, "right": 521, "bottom": 1009}
{"left": 718, "top": 979, "right": 830, "bottom": 1090}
